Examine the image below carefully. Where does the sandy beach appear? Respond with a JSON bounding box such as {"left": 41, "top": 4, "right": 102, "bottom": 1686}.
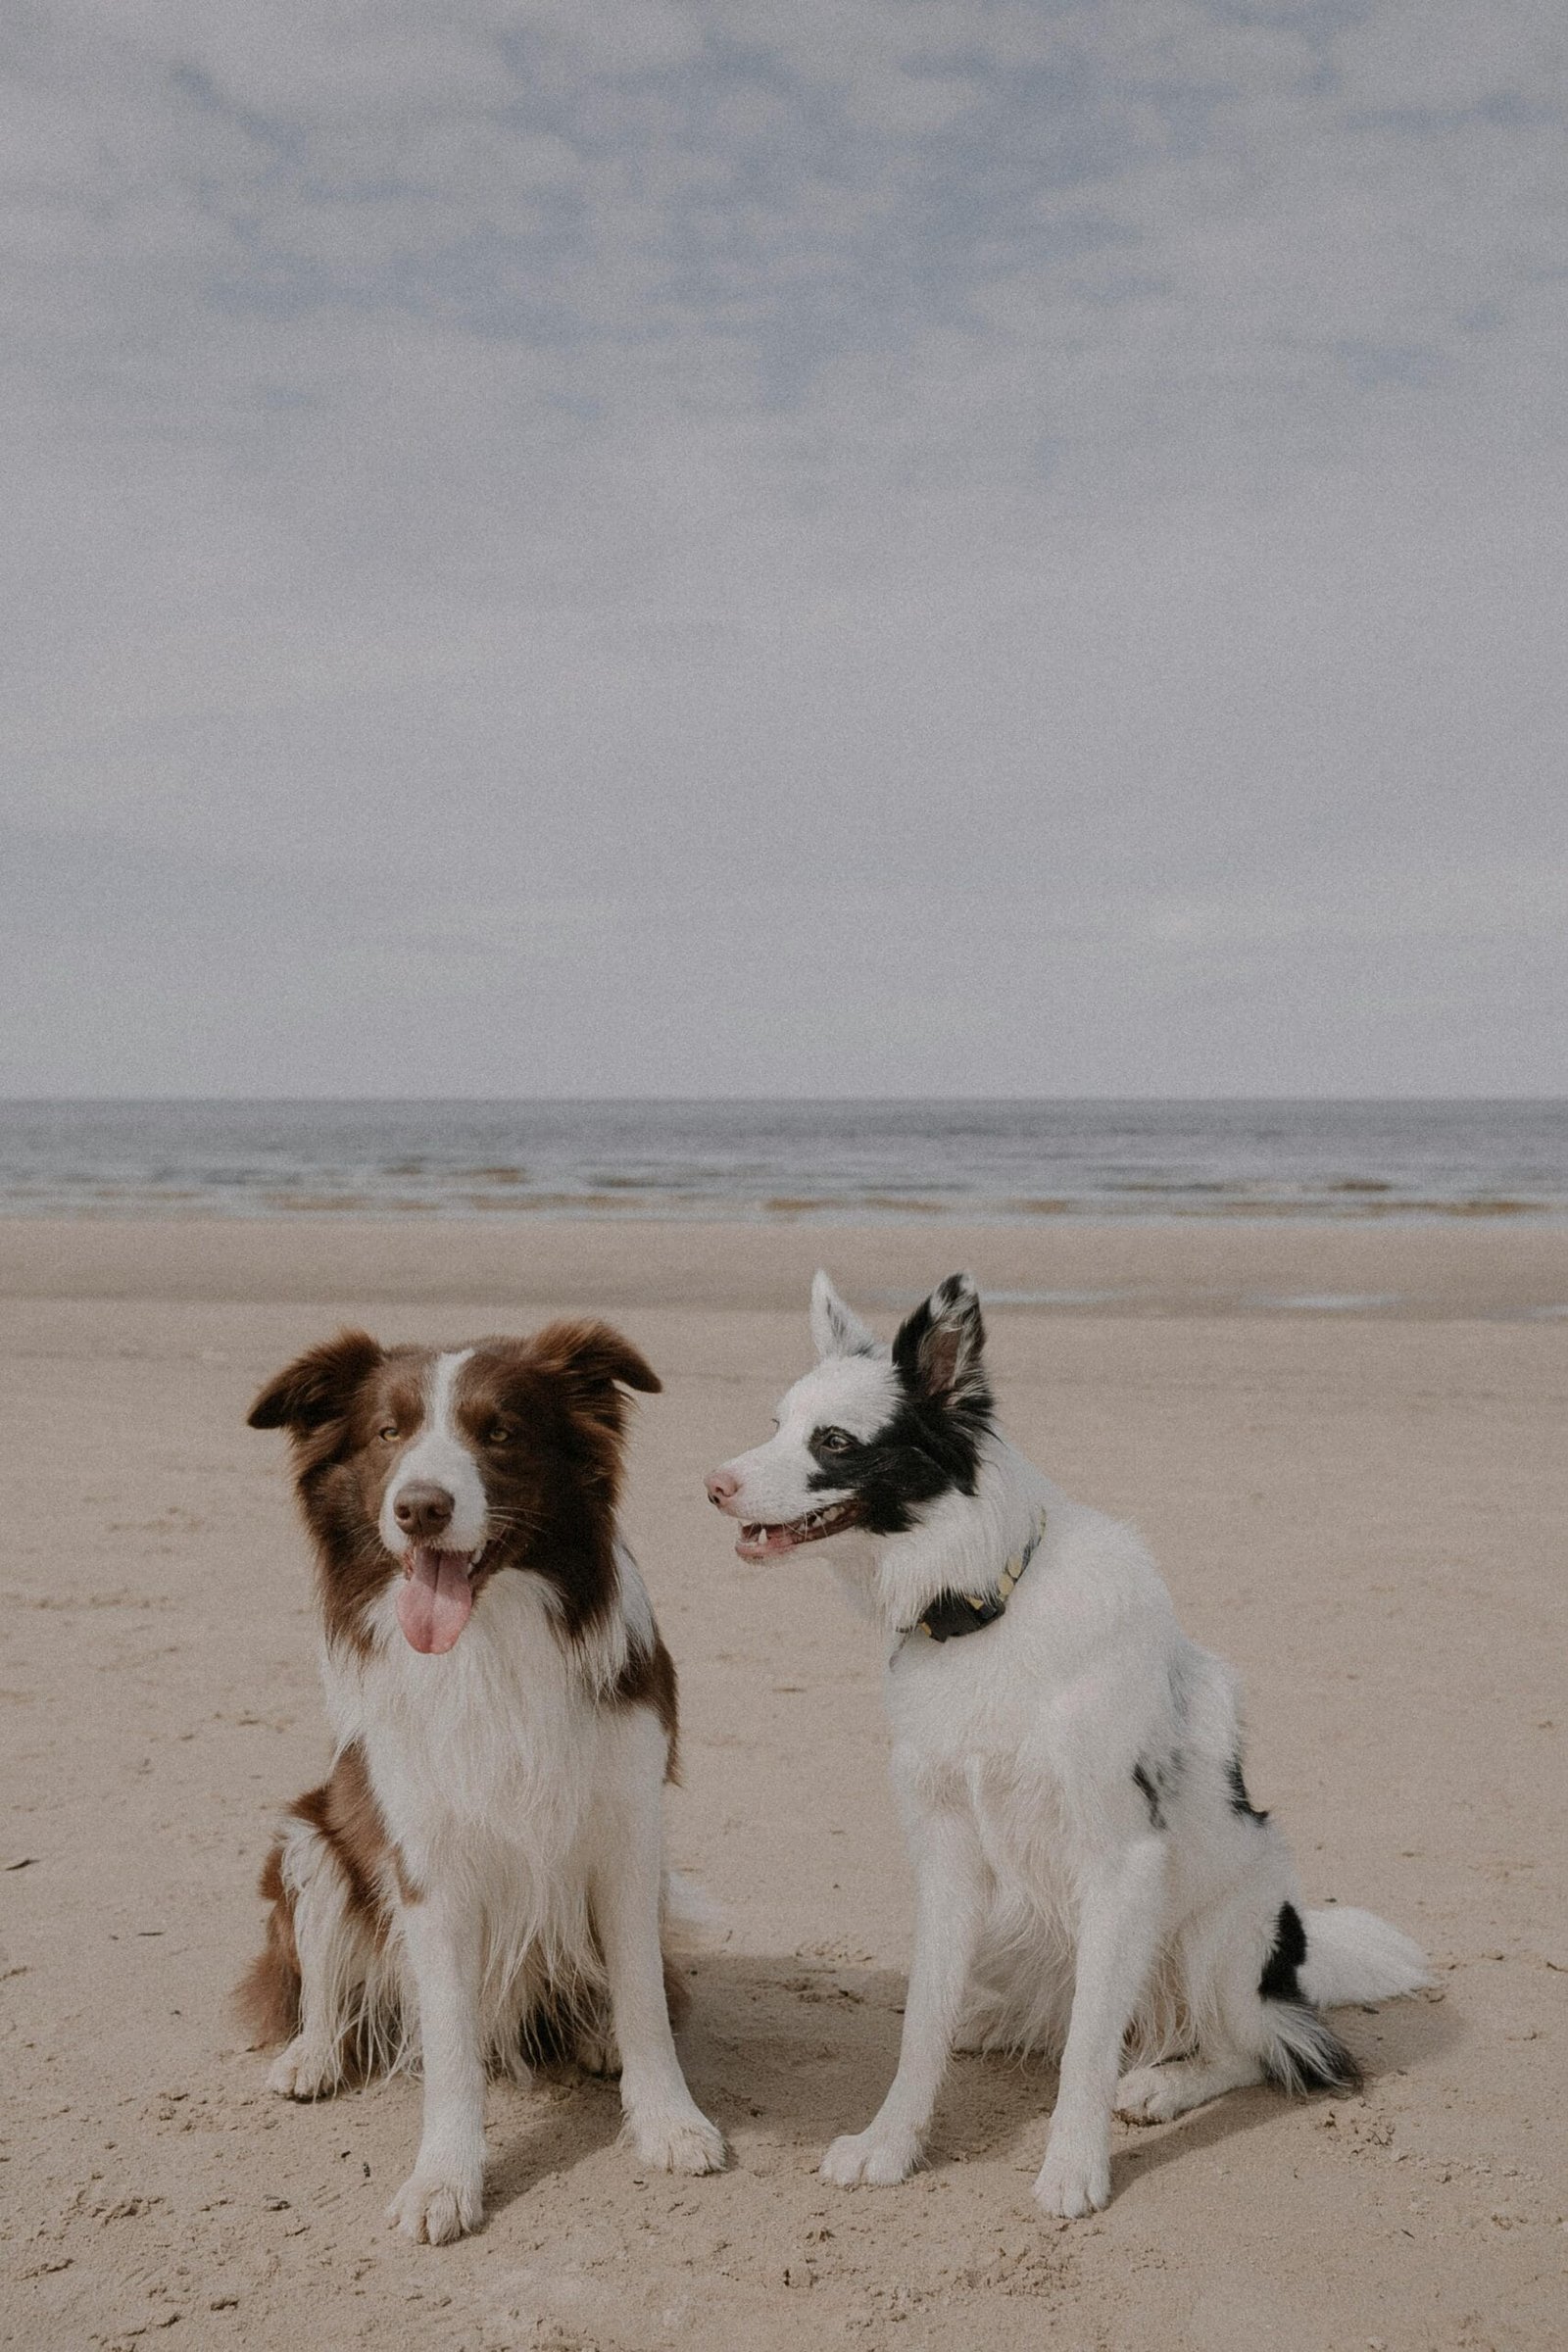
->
{"left": 2, "top": 1216, "right": 1564, "bottom": 2352}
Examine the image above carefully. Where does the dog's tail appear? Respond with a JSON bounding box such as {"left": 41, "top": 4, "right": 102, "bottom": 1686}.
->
{"left": 1260, "top": 1995, "right": 1364, "bottom": 2094}
{"left": 1298, "top": 1906, "right": 1432, "bottom": 2009}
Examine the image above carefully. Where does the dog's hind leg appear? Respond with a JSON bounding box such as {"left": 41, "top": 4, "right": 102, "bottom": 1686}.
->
{"left": 265, "top": 1814, "right": 373, "bottom": 2100}
{"left": 1118, "top": 1873, "right": 1359, "bottom": 2131}
{"left": 1114, "top": 2050, "right": 1263, "bottom": 2123}
{"left": 1034, "top": 1833, "right": 1167, "bottom": 2218}
{"left": 1191, "top": 1882, "right": 1362, "bottom": 2099}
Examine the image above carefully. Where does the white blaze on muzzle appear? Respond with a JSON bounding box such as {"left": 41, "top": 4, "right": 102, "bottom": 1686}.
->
{"left": 379, "top": 1349, "right": 490, "bottom": 1654}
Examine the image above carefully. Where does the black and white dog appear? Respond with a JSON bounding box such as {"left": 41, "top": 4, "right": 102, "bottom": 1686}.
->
{"left": 707, "top": 1272, "right": 1429, "bottom": 2219}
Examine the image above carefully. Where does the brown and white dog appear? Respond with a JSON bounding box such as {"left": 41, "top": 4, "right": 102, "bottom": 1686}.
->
{"left": 236, "top": 1322, "right": 724, "bottom": 2245}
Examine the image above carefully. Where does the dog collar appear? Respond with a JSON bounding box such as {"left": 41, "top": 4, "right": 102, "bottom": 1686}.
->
{"left": 904, "top": 1508, "right": 1047, "bottom": 1645}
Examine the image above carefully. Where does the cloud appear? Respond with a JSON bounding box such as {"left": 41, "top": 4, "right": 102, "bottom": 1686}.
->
{"left": 1336, "top": 0, "right": 1565, "bottom": 115}
{"left": 2, "top": 1, "right": 1564, "bottom": 1092}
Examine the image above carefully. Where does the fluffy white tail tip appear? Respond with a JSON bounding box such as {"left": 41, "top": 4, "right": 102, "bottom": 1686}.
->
{"left": 1300, "top": 1906, "right": 1433, "bottom": 2008}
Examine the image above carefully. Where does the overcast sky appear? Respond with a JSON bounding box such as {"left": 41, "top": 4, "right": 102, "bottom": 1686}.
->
{"left": 4, "top": 2, "right": 1564, "bottom": 1098}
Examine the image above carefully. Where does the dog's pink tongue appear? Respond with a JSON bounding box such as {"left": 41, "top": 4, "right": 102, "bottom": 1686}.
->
{"left": 396, "top": 1547, "right": 474, "bottom": 1654}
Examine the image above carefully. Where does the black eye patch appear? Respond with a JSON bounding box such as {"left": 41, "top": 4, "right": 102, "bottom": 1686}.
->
{"left": 809, "top": 1425, "right": 856, "bottom": 1456}
{"left": 804, "top": 1370, "right": 993, "bottom": 1537}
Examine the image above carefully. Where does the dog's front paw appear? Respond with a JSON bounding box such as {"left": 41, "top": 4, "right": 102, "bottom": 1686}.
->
{"left": 267, "top": 2036, "right": 341, "bottom": 2100}
{"left": 627, "top": 2105, "right": 726, "bottom": 2176}
{"left": 385, "top": 2166, "right": 484, "bottom": 2245}
{"left": 820, "top": 2127, "right": 921, "bottom": 2188}
{"left": 1032, "top": 2132, "right": 1110, "bottom": 2220}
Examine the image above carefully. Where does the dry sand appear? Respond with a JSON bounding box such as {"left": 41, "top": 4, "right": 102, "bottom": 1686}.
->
{"left": 1, "top": 1218, "right": 1563, "bottom": 2351}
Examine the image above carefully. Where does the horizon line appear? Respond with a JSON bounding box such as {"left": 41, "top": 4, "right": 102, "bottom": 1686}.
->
{"left": 2, "top": 1094, "right": 1564, "bottom": 1111}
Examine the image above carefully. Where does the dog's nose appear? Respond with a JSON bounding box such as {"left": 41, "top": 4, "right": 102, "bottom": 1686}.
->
{"left": 394, "top": 1481, "right": 456, "bottom": 1541}
{"left": 706, "top": 1468, "right": 740, "bottom": 1509}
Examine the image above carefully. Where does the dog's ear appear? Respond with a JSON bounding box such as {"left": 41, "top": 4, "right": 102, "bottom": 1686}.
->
{"left": 528, "top": 1319, "right": 662, "bottom": 1424}
{"left": 248, "top": 1329, "right": 384, "bottom": 1432}
{"left": 810, "top": 1269, "right": 877, "bottom": 1360}
{"left": 892, "top": 1274, "right": 988, "bottom": 1411}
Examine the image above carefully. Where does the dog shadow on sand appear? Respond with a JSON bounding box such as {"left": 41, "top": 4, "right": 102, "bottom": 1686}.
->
{"left": 478, "top": 1946, "right": 1460, "bottom": 2222}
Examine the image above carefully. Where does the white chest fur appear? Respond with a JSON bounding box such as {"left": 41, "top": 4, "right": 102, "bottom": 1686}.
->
{"left": 880, "top": 1494, "right": 1192, "bottom": 1904}
{"left": 323, "top": 1572, "right": 604, "bottom": 1882}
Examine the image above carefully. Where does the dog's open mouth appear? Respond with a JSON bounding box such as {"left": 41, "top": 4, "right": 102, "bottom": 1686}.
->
{"left": 395, "top": 1544, "right": 490, "bottom": 1654}
{"left": 735, "top": 1503, "right": 859, "bottom": 1561}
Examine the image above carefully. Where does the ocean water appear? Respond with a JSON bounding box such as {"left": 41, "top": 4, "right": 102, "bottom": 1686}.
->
{"left": 1, "top": 1100, "right": 1564, "bottom": 1221}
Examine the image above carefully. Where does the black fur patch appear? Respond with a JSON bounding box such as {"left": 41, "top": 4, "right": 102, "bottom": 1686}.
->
{"left": 892, "top": 1276, "right": 991, "bottom": 1412}
{"left": 805, "top": 1382, "right": 994, "bottom": 1534}
{"left": 919, "top": 1588, "right": 1006, "bottom": 1642}
{"left": 1133, "top": 1764, "right": 1165, "bottom": 1831}
{"left": 1227, "top": 1753, "right": 1269, "bottom": 1823}
{"left": 1257, "top": 1902, "right": 1363, "bottom": 2092}
{"left": 1258, "top": 1900, "right": 1308, "bottom": 2004}
{"left": 807, "top": 1287, "right": 995, "bottom": 1538}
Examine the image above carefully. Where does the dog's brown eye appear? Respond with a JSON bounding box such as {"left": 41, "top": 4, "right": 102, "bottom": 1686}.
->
{"left": 486, "top": 1422, "right": 515, "bottom": 1447}
{"left": 378, "top": 1425, "right": 400, "bottom": 1444}
{"left": 815, "top": 1426, "right": 854, "bottom": 1452}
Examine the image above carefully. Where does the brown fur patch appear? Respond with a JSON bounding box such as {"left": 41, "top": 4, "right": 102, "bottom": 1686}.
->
{"left": 233, "top": 1741, "right": 392, "bottom": 2048}
{"left": 248, "top": 1331, "right": 429, "bottom": 1658}
{"left": 522, "top": 1319, "right": 662, "bottom": 1417}
{"left": 247, "top": 1329, "right": 386, "bottom": 1439}
{"left": 613, "top": 1633, "right": 681, "bottom": 1784}
{"left": 233, "top": 1840, "right": 302, "bottom": 2047}
{"left": 446, "top": 1324, "right": 659, "bottom": 1653}
{"left": 287, "top": 1742, "right": 392, "bottom": 1935}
